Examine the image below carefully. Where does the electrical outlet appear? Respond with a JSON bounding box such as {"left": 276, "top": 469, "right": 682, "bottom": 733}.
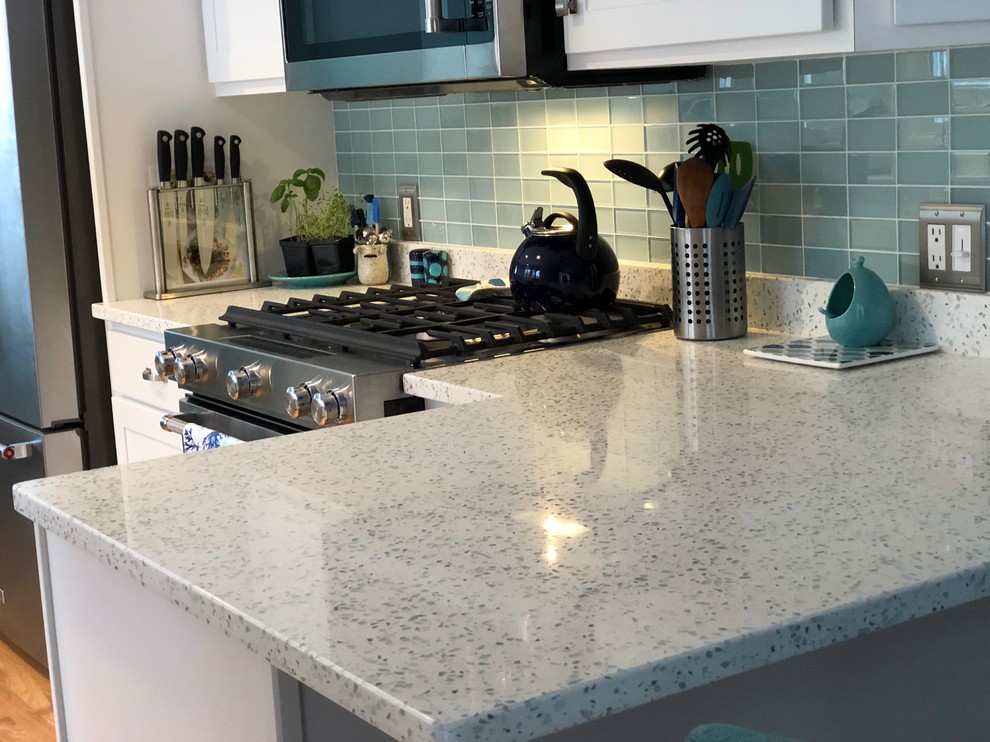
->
{"left": 398, "top": 184, "right": 422, "bottom": 242}
{"left": 927, "top": 223, "right": 946, "bottom": 270}
{"left": 919, "top": 204, "right": 986, "bottom": 292}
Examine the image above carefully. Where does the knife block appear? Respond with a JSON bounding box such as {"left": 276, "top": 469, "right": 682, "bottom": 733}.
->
{"left": 145, "top": 179, "right": 267, "bottom": 300}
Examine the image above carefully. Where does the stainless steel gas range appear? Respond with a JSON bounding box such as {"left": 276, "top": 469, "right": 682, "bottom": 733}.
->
{"left": 153, "top": 282, "right": 673, "bottom": 442}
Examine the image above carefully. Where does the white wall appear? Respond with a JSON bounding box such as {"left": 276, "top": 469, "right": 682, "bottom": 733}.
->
{"left": 74, "top": 0, "right": 337, "bottom": 301}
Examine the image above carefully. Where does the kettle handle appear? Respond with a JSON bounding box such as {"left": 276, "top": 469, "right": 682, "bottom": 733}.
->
{"left": 541, "top": 168, "right": 599, "bottom": 261}
{"left": 543, "top": 211, "right": 578, "bottom": 230}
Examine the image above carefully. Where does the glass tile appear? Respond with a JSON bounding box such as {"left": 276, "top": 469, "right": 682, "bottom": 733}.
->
{"left": 414, "top": 107, "right": 440, "bottom": 129}
{"left": 715, "top": 63, "right": 755, "bottom": 90}
{"left": 848, "top": 186, "right": 897, "bottom": 218}
{"left": 493, "top": 154, "right": 520, "bottom": 178}
{"left": 898, "top": 186, "right": 949, "bottom": 218}
{"left": 545, "top": 87, "right": 575, "bottom": 100}
{"left": 951, "top": 79, "right": 990, "bottom": 114}
{"left": 442, "top": 153, "right": 468, "bottom": 176}
{"left": 645, "top": 124, "right": 679, "bottom": 152}
{"left": 465, "top": 103, "right": 492, "bottom": 128}
{"left": 721, "top": 122, "right": 756, "bottom": 143}
{"left": 520, "top": 128, "right": 548, "bottom": 152}
{"left": 761, "top": 216, "right": 803, "bottom": 246}
{"left": 491, "top": 102, "right": 518, "bottom": 128}
{"left": 951, "top": 152, "right": 990, "bottom": 185}
{"left": 715, "top": 91, "right": 757, "bottom": 121}
{"left": 575, "top": 86, "right": 607, "bottom": 99}
{"left": 678, "top": 93, "right": 714, "bottom": 122}
{"left": 496, "top": 202, "right": 525, "bottom": 227}
{"left": 846, "top": 54, "right": 895, "bottom": 85}
{"left": 803, "top": 218, "right": 849, "bottom": 249}
{"left": 495, "top": 178, "right": 522, "bottom": 203}
{"left": 952, "top": 115, "right": 990, "bottom": 150}
{"left": 760, "top": 184, "right": 802, "bottom": 215}
{"left": 520, "top": 153, "right": 549, "bottom": 175}
{"left": 757, "top": 121, "right": 800, "bottom": 153}
{"left": 897, "top": 219, "right": 920, "bottom": 256}
{"left": 847, "top": 118, "right": 895, "bottom": 151}
{"left": 615, "top": 209, "right": 648, "bottom": 234}
{"left": 898, "top": 252, "right": 920, "bottom": 287}
{"left": 349, "top": 109, "right": 371, "bottom": 130}
{"left": 491, "top": 128, "right": 519, "bottom": 152}
{"left": 518, "top": 100, "right": 547, "bottom": 127}
{"left": 856, "top": 252, "right": 898, "bottom": 284}
{"left": 847, "top": 84, "right": 895, "bottom": 118}
{"left": 579, "top": 127, "right": 611, "bottom": 152}
{"left": 576, "top": 97, "right": 610, "bottom": 125}
{"left": 350, "top": 131, "right": 372, "bottom": 152}
{"left": 394, "top": 153, "right": 418, "bottom": 175}
{"left": 470, "top": 201, "right": 496, "bottom": 225}
{"left": 446, "top": 223, "right": 473, "bottom": 246}
{"left": 391, "top": 107, "right": 416, "bottom": 129}
{"left": 897, "top": 81, "right": 949, "bottom": 116}
{"left": 420, "top": 198, "right": 445, "bottom": 222}
{"left": 759, "top": 154, "right": 801, "bottom": 183}
{"left": 850, "top": 219, "right": 897, "bottom": 251}
{"left": 334, "top": 131, "right": 351, "bottom": 154}
{"left": 445, "top": 199, "right": 471, "bottom": 223}
{"left": 643, "top": 95, "right": 678, "bottom": 123}
{"left": 351, "top": 153, "right": 373, "bottom": 175}
{"left": 950, "top": 187, "right": 990, "bottom": 209}
{"left": 761, "top": 244, "right": 804, "bottom": 274}
{"left": 799, "top": 57, "right": 844, "bottom": 86}
{"left": 422, "top": 222, "right": 448, "bottom": 244}
{"left": 898, "top": 151, "right": 949, "bottom": 184}
{"left": 800, "top": 87, "right": 846, "bottom": 120}
{"left": 802, "top": 185, "right": 848, "bottom": 216}
{"left": 896, "top": 50, "right": 949, "bottom": 81}
{"left": 802, "top": 153, "right": 847, "bottom": 184}
{"left": 641, "top": 82, "right": 676, "bottom": 95}
{"left": 649, "top": 237, "right": 671, "bottom": 263}
{"left": 468, "top": 154, "right": 494, "bottom": 176}
{"left": 546, "top": 98, "right": 577, "bottom": 127}
{"left": 613, "top": 181, "right": 648, "bottom": 209}
{"left": 466, "top": 129, "right": 493, "bottom": 152}
{"left": 757, "top": 89, "right": 799, "bottom": 121}
{"left": 336, "top": 153, "right": 353, "bottom": 174}
{"left": 677, "top": 75, "right": 714, "bottom": 93}
{"left": 521, "top": 179, "right": 551, "bottom": 206}
{"left": 755, "top": 60, "right": 798, "bottom": 89}
{"left": 418, "top": 175, "right": 445, "bottom": 198}
{"left": 800, "top": 120, "right": 846, "bottom": 151}
{"left": 614, "top": 235, "right": 649, "bottom": 262}
{"left": 332, "top": 108, "right": 350, "bottom": 131}
{"left": 372, "top": 131, "right": 394, "bottom": 152}
{"left": 472, "top": 225, "right": 498, "bottom": 247}
{"left": 805, "top": 247, "right": 851, "bottom": 278}
{"left": 417, "top": 130, "right": 441, "bottom": 152}
{"left": 898, "top": 116, "right": 949, "bottom": 150}
{"left": 440, "top": 129, "right": 467, "bottom": 152}
{"left": 848, "top": 153, "right": 894, "bottom": 184}
{"left": 439, "top": 106, "right": 466, "bottom": 128}
{"left": 613, "top": 125, "right": 645, "bottom": 152}
{"left": 609, "top": 96, "right": 643, "bottom": 125}
{"left": 393, "top": 130, "right": 418, "bottom": 152}
{"left": 951, "top": 45, "right": 990, "bottom": 79}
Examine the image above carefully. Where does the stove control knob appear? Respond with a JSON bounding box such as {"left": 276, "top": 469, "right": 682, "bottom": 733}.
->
{"left": 172, "top": 353, "right": 208, "bottom": 385}
{"left": 226, "top": 367, "right": 267, "bottom": 400}
{"left": 311, "top": 388, "right": 349, "bottom": 427}
{"left": 284, "top": 384, "right": 314, "bottom": 419}
{"left": 153, "top": 349, "right": 177, "bottom": 381}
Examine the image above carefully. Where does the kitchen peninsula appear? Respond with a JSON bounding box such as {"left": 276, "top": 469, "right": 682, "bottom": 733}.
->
{"left": 14, "top": 304, "right": 990, "bottom": 740}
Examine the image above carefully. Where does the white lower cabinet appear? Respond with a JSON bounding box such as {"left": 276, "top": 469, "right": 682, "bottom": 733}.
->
{"left": 106, "top": 324, "right": 184, "bottom": 464}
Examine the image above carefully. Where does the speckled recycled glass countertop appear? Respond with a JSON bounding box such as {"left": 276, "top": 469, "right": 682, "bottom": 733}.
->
{"left": 14, "top": 329, "right": 990, "bottom": 741}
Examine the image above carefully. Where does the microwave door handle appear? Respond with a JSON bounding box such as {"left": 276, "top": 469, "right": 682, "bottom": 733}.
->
{"left": 424, "top": 0, "right": 489, "bottom": 33}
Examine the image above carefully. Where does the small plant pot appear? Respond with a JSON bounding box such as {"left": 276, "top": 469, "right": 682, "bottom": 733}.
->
{"left": 311, "top": 235, "right": 355, "bottom": 275}
{"left": 279, "top": 237, "right": 314, "bottom": 277}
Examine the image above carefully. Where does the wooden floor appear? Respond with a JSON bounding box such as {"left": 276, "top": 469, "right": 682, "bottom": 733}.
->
{"left": 0, "top": 638, "right": 54, "bottom": 742}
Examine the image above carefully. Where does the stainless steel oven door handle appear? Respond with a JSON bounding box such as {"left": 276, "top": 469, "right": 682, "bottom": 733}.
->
{"left": 424, "top": 0, "right": 489, "bottom": 33}
{"left": 1, "top": 440, "right": 37, "bottom": 461}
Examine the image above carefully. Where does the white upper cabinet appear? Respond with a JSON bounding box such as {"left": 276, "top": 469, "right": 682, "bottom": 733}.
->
{"left": 564, "top": 0, "right": 854, "bottom": 69}
{"left": 202, "top": 0, "right": 285, "bottom": 96}
{"left": 564, "top": 0, "right": 990, "bottom": 70}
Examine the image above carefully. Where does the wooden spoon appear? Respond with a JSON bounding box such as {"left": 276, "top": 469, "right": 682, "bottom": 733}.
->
{"left": 676, "top": 157, "right": 714, "bottom": 228}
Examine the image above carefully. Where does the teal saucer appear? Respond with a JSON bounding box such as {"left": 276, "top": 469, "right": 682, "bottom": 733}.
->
{"left": 268, "top": 270, "right": 357, "bottom": 288}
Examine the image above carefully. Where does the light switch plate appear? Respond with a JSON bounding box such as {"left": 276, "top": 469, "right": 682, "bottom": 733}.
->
{"left": 919, "top": 203, "right": 986, "bottom": 292}
{"left": 398, "top": 184, "right": 422, "bottom": 242}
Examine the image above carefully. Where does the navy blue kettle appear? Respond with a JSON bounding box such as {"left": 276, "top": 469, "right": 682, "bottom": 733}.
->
{"left": 509, "top": 168, "right": 620, "bottom": 312}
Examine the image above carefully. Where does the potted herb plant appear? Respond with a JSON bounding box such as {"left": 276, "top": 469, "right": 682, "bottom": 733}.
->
{"left": 270, "top": 167, "right": 354, "bottom": 276}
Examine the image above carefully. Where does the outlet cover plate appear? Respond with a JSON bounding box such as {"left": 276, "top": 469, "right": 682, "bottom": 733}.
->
{"left": 919, "top": 203, "right": 986, "bottom": 292}
{"left": 398, "top": 184, "right": 422, "bottom": 242}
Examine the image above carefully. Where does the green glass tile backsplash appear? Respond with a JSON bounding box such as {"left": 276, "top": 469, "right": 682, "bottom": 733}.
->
{"left": 333, "top": 45, "right": 990, "bottom": 285}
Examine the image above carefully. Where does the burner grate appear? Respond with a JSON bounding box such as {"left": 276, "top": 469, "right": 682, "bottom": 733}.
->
{"left": 220, "top": 282, "right": 672, "bottom": 366}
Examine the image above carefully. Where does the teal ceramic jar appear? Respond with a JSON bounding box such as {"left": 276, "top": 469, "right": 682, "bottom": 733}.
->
{"left": 818, "top": 256, "right": 894, "bottom": 347}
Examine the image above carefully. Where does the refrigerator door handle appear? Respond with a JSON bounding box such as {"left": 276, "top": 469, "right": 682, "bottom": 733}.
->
{"left": 1, "top": 440, "right": 37, "bottom": 460}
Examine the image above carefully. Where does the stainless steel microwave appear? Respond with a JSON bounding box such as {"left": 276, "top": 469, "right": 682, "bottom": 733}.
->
{"left": 279, "top": 0, "right": 705, "bottom": 100}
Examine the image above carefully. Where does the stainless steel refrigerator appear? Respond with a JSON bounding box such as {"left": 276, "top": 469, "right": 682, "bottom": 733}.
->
{"left": 0, "top": 0, "right": 114, "bottom": 669}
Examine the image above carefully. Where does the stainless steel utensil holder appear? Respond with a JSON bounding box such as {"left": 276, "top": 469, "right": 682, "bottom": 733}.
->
{"left": 670, "top": 224, "right": 746, "bottom": 340}
{"left": 146, "top": 180, "right": 267, "bottom": 300}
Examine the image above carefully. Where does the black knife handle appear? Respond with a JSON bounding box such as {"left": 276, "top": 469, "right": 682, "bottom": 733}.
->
{"left": 156, "top": 130, "right": 172, "bottom": 186}
{"left": 229, "top": 135, "right": 241, "bottom": 180}
{"left": 190, "top": 126, "right": 206, "bottom": 180}
{"left": 214, "top": 135, "right": 226, "bottom": 182}
{"left": 174, "top": 129, "right": 189, "bottom": 184}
